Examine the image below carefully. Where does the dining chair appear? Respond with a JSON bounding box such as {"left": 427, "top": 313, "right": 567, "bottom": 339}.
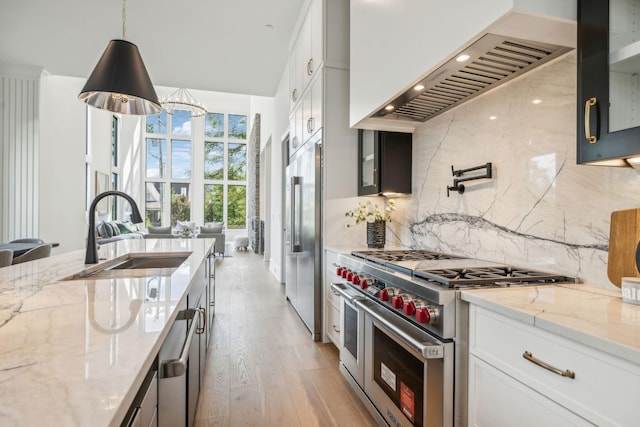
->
{"left": 0, "top": 249, "right": 12, "bottom": 267}
{"left": 9, "top": 238, "right": 45, "bottom": 244}
{"left": 12, "top": 244, "right": 52, "bottom": 265}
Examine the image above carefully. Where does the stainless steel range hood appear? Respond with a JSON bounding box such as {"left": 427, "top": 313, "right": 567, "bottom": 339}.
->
{"left": 372, "top": 34, "right": 572, "bottom": 123}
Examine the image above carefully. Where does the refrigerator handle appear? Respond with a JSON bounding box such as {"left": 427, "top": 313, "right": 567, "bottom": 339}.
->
{"left": 290, "top": 176, "right": 302, "bottom": 253}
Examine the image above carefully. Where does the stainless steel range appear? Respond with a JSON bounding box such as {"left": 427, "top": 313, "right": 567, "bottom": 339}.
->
{"left": 330, "top": 249, "right": 576, "bottom": 427}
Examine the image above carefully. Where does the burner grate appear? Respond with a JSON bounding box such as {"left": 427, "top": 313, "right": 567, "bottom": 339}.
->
{"left": 351, "top": 249, "right": 461, "bottom": 263}
{"left": 414, "top": 266, "right": 575, "bottom": 288}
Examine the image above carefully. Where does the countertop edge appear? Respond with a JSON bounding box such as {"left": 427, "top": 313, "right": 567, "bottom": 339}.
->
{"left": 461, "top": 285, "right": 640, "bottom": 366}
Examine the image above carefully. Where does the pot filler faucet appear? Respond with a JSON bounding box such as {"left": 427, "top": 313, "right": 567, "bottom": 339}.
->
{"left": 85, "top": 190, "right": 144, "bottom": 264}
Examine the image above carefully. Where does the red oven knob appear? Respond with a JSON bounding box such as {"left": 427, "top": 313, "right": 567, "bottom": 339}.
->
{"left": 404, "top": 301, "right": 416, "bottom": 315}
{"left": 360, "top": 277, "right": 369, "bottom": 290}
{"left": 336, "top": 266, "right": 343, "bottom": 276}
{"left": 352, "top": 274, "right": 360, "bottom": 285}
{"left": 347, "top": 271, "right": 354, "bottom": 281}
{"left": 416, "top": 307, "right": 439, "bottom": 325}
{"left": 416, "top": 308, "right": 431, "bottom": 324}
{"left": 341, "top": 269, "right": 348, "bottom": 279}
{"left": 391, "top": 295, "right": 404, "bottom": 309}
{"left": 379, "top": 288, "right": 389, "bottom": 301}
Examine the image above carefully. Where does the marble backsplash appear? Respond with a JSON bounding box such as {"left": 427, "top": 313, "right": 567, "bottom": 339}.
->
{"left": 387, "top": 52, "right": 640, "bottom": 288}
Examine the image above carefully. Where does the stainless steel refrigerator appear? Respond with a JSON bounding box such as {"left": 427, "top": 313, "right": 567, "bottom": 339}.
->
{"left": 285, "top": 130, "right": 322, "bottom": 340}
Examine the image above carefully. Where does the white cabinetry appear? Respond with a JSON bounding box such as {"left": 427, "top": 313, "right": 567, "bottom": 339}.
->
{"left": 468, "top": 305, "right": 640, "bottom": 427}
{"left": 289, "top": 0, "right": 324, "bottom": 112}
{"left": 287, "top": 0, "right": 357, "bottom": 249}
{"left": 323, "top": 248, "right": 341, "bottom": 346}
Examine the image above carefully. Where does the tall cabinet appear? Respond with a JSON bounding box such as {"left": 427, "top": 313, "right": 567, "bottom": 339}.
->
{"left": 578, "top": 0, "right": 640, "bottom": 165}
{"left": 287, "top": 0, "right": 356, "bottom": 344}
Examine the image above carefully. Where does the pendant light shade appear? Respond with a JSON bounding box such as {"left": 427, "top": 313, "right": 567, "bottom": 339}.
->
{"left": 78, "top": 39, "right": 162, "bottom": 115}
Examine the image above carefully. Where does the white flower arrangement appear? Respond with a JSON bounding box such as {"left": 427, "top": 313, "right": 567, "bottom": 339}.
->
{"left": 345, "top": 199, "right": 396, "bottom": 227}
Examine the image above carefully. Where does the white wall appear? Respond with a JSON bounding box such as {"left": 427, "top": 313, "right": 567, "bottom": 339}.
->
{"left": 39, "top": 75, "right": 87, "bottom": 253}
{"left": 389, "top": 52, "right": 638, "bottom": 288}
{"left": 268, "top": 63, "right": 291, "bottom": 282}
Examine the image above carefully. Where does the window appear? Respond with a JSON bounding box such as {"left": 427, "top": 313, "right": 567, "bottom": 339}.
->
{"left": 203, "top": 112, "right": 247, "bottom": 229}
{"left": 144, "top": 109, "right": 247, "bottom": 230}
{"left": 111, "top": 116, "right": 119, "bottom": 219}
{"left": 144, "top": 110, "right": 193, "bottom": 227}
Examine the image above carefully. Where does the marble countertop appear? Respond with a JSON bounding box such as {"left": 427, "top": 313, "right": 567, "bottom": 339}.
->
{"left": 461, "top": 283, "right": 640, "bottom": 365}
{"left": 0, "top": 238, "right": 213, "bottom": 427}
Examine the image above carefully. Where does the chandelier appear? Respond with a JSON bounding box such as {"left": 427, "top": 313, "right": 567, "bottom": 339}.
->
{"left": 161, "top": 88, "right": 207, "bottom": 117}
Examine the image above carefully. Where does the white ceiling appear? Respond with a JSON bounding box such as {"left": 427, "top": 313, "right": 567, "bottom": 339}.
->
{"left": 0, "top": 0, "right": 306, "bottom": 97}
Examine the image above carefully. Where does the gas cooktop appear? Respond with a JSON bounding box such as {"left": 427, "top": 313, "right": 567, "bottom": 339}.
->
{"left": 350, "top": 249, "right": 576, "bottom": 289}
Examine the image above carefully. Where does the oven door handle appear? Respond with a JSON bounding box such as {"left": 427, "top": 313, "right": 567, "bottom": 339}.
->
{"left": 355, "top": 299, "right": 445, "bottom": 360}
{"left": 330, "top": 282, "right": 365, "bottom": 304}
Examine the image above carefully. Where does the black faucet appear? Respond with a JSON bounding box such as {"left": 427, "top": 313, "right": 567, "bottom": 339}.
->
{"left": 86, "top": 190, "right": 144, "bottom": 264}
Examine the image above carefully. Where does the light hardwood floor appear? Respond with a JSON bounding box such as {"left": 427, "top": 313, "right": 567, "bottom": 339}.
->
{"left": 195, "top": 249, "right": 379, "bottom": 427}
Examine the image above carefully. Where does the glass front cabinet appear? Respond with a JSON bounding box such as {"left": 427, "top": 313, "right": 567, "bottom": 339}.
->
{"left": 357, "top": 130, "right": 412, "bottom": 196}
{"left": 578, "top": 0, "right": 640, "bottom": 165}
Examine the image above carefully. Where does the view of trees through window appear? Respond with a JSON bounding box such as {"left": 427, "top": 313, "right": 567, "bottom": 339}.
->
{"left": 204, "top": 112, "right": 247, "bottom": 229}
{"left": 145, "top": 109, "right": 247, "bottom": 230}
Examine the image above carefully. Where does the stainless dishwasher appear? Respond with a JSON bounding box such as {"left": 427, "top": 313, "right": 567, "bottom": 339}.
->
{"left": 158, "top": 265, "right": 206, "bottom": 427}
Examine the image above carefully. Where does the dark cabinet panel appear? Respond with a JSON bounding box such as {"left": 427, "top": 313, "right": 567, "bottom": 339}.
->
{"left": 578, "top": 0, "right": 640, "bottom": 165}
{"left": 358, "top": 130, "right": 412, "bottom": 196}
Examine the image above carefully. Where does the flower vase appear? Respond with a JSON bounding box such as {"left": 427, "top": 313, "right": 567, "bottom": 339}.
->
{"left": 367, "top": 221, "right": 386, "bottom": 249}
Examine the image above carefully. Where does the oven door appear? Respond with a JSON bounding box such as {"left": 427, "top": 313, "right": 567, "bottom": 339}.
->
{"left": 330, "top": 282, "right": 365, "bottom": 387}
{"left": 357, "top": 298, "right": 454, "bottom": 427}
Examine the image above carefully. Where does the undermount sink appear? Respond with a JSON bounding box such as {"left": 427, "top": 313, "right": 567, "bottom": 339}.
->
{"left": 63, "top": 252, "right": 192, "bottom": 281}
{"left": 109, "top": 255, "right": 189, "bottom": 270}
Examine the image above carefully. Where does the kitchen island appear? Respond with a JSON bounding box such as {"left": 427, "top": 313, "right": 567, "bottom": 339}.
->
{"left": 0, "top": 238, "right": 214, "bottom": 427}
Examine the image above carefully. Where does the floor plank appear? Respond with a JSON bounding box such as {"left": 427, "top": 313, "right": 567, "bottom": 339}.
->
{"left": 195, "top": 250, "right": 379, "bottom": 427}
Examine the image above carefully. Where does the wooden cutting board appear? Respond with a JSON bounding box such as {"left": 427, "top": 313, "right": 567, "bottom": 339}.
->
{"left": 608, "top": 208, "right": 640, "bottom": 287}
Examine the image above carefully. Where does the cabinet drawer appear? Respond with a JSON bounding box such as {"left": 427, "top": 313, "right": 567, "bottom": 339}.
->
{"left": 325, "top": 271, "right": 342, "bottom": 307}
{"left": 326, "top": 302, "right": 340, "bottom": 346}
{"left": 470, "top": 306, "right": 640, "bottom": 427}
{"left": 469, "top": 355, "right": 590, "bottom": 427}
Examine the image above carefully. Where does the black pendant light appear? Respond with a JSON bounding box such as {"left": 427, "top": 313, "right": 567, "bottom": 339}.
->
{"left": 78, "top": 0, "right": 161, "bottom": 115}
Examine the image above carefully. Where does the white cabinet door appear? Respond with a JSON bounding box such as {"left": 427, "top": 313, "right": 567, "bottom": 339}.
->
{"left": 288, "top": 53, "right": 299, "bottom": 112}
{"left": 300, "top": 75, "right": 323, "bottom": 144}
{"left": 307, "top": 0, "right": 323, "bottom": 85}
{"left": 323, "top": 249, "right": 341, "bottom": 346}
{"left": 469, "top": 355, "right": 592, "bottom": 427}
{"left": 310, "top": 74, "right": 323, "bottom": 135}
{"left": 326, "top": 303, "right": 340, "bottom": 346}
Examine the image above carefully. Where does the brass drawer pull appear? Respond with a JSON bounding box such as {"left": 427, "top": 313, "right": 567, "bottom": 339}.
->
{"left": 584, "top": 97, "right": 598, "bottom": 144}
{"left": 522, "top": 351, "right": 575, "bottom": 379}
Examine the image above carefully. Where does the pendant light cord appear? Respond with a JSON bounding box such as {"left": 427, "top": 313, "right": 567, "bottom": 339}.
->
{"left": 122, "top": 0, "right": 127, "bottom": 39}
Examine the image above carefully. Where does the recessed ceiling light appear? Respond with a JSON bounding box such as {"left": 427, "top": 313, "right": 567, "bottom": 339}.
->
{"left": 456, "top": 54, "right": 471, "bottom": 62}
{"left": 532, "top": 99, "right": 542, "bottom": 104}
{"left": 265, "top": 24, "right": 274, "bottom": 30}
{"left": 385, "top": 104, "right": 395, "bottom": 111}
{"left": 414, "top": 84, "right": 425, "bottom": 91}
{"left": 489, "top": 115, "right": 497, "bottom": 120}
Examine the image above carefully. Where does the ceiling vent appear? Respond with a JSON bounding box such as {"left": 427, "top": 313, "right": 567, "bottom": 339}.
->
{"left": 372, "top": 34, "right": 572, "bottom": 122}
